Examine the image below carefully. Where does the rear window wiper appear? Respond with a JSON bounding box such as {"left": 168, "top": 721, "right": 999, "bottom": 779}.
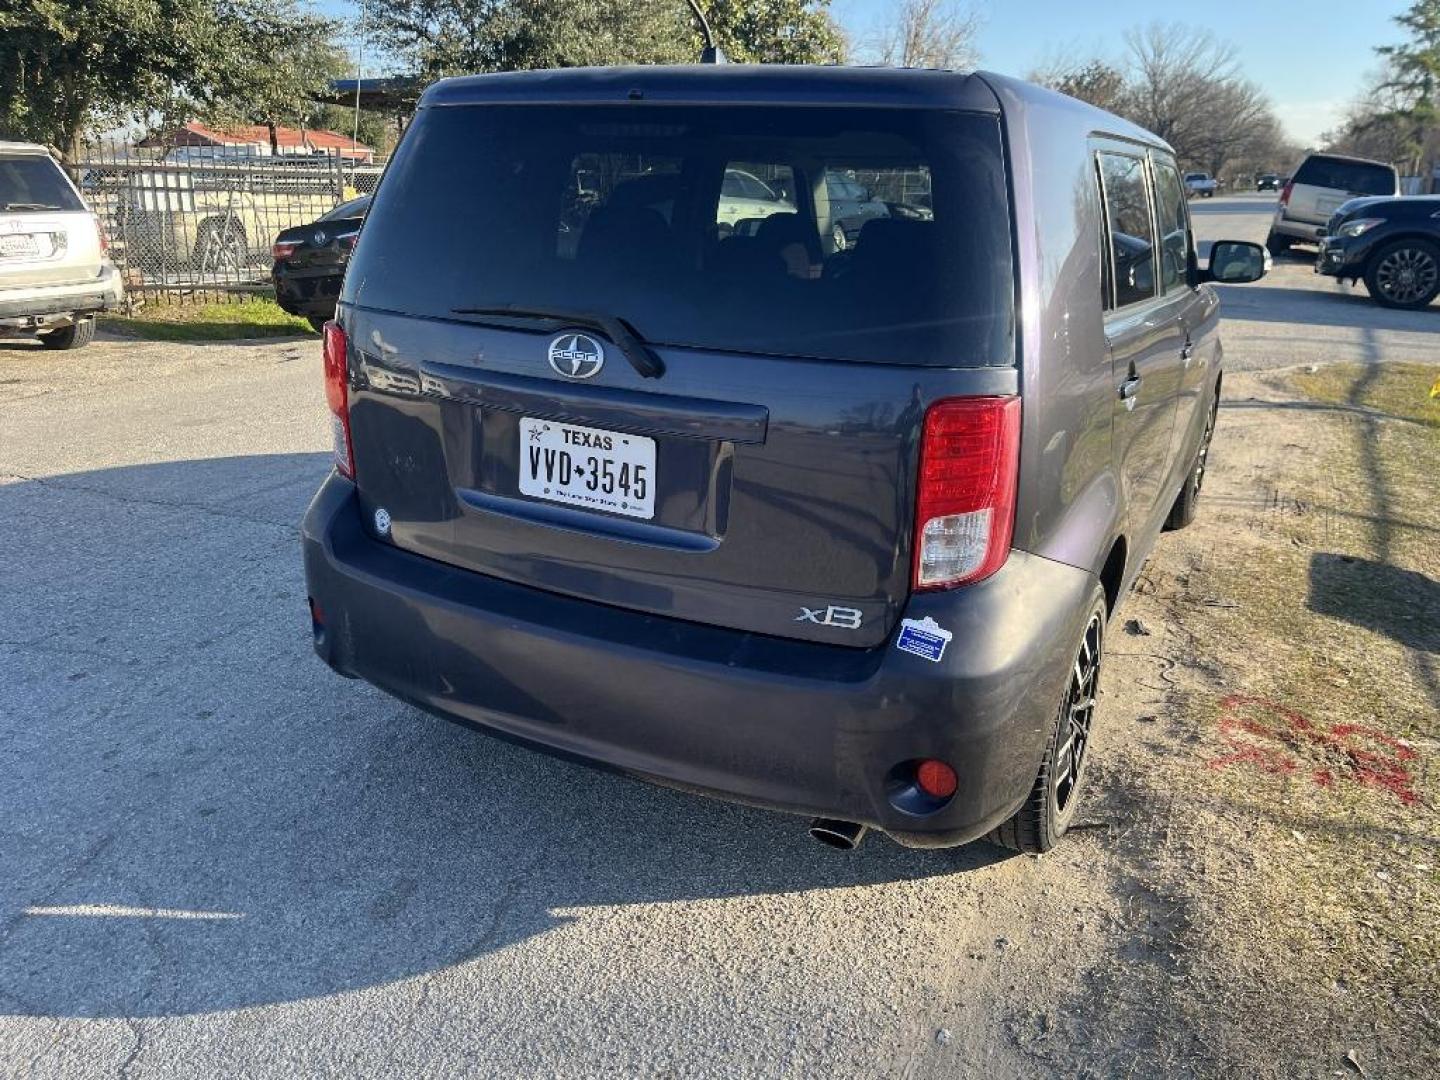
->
{"left": 1, "top": 202, "right": 65, "bottom": 211}
{"left": 450, "top": 305, "right": 664, "bottom": 379}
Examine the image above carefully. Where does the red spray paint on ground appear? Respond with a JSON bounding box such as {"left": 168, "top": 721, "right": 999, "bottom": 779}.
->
{"left": 1207, "top": 694, "right": 1419, "bottom": 806}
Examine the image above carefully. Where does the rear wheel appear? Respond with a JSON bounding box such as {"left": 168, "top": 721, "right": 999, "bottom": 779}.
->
{"left": 1363, "top": 238, "right": 1440, "bottom": 310}
{"left": 38, "top": 316, "right": 96, "bottom": 351}
{"left": 1265, "top": 230, "right": 1292, "bottom": 257}
{"left": 1164, "top": 387, "right": 1218, "bottom": 531}
{"left": 988, "top": 585, "right": 1107, "bottom": 854}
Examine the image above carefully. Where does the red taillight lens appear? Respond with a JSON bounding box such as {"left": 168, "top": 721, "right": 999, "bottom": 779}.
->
{"left": 272, "top": 241, "right": 298, "bottom": 260}
{"left": 913, "top": 396, "right": 1021, "bottom": 590}
{"left": 92, "top": 214, "right": 108, "bottom": 253}
{"left": 1279, "top": 180, "right": 1294, "bottom": 206}
{"left": 322, "top": 321, "right": 354, "bottom": 478}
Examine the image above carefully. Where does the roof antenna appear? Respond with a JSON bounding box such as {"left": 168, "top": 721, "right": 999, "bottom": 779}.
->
{"left": 684, "top": 0, "right": 726, "bottom": 64}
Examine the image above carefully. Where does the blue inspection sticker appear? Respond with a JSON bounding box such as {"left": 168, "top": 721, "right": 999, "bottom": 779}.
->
{"left": 895, "top": 616, "right": 953, "bottom": 663}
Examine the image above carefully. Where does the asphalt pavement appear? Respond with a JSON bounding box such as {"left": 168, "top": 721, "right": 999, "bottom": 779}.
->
{"left": 1, "top": 192, "right": 1434, "bottom": 1079}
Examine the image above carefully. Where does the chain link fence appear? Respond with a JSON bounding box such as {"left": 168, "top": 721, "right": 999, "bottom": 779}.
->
{"left": 75, "top": 142, "right": 385, "bottom": 309}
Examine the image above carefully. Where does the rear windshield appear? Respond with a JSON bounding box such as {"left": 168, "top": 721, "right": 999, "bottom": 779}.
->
{"left": 321, "top": 195, "right": 370, "bottom": 222}
{"left": 347, "top": 105, "right": 1014, "bottom": 366}
{"left": 1293, "top": 156, "right": 1396, "bottom": 195}
{"left": 0, "top": 155, "right": 84, "bottom": 212}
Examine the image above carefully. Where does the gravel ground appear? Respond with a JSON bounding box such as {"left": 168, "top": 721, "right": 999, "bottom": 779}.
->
{"left": 1, "top": 194, "right": 1435, "bottom": 1079}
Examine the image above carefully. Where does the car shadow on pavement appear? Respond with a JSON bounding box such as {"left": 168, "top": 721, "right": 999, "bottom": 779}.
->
{"left": 0, "top": 454, "right": 1010, "bottom": 1021}
{"left": 1211, "top": 283, "right": 1439, "bottom": 331}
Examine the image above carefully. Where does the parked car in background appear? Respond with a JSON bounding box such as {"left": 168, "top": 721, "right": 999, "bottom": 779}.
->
{"left": 1316, "top": 194, "right": 1440, "bottom": 309}
{"left": 0, "top": 141, "right": 123, "bottom": 350}
{"left": 823, "top": 171, "right": 892, "bottom": 250}
{"left": 715, "top": 167, "right": 794, "bottom": 236}
{"left": 1257, "top": 174, "right": 1279, "bottom": 192}
{"left": 1268, "top": 153, "right": 1400, "bottom": 255}
{"left": 272, "top": 195, "right": 369, "bottom": 330}
{"left": 1184, "top": 172, "right": 1218, "bottom": 198}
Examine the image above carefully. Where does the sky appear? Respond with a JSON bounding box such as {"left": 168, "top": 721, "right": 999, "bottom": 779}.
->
{"left": 317, "top": 0, "right": 1416, "bottom": 146}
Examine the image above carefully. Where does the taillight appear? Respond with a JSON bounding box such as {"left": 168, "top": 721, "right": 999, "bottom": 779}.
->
{"left": 272, "top": 241, "right": 298, "bottom": 260}
{"left": 92, "top": 214, "right": 108, "bottom": 253}
{"left": 913, "top": 396, "right": 1021, "bottom": 590}
{"left": 336, "top": 231, "right": 359, "bottom": 253}
{"left": 1279, "top": 180, "right": 1294, "bottom": 206}
{"left": 322, "top": 321, "right": 354, "bottom": 478}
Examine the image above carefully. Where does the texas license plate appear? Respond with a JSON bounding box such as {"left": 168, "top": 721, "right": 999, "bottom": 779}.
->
{"left": 0, "top": 234, "right": 39, "bottom": 259}
{"left": 518, "top": 417, "right": 655, "bottom": 520}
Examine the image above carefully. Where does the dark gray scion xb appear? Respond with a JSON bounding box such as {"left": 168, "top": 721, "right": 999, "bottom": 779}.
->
{"left": 302, "top": 66, "right": 1267, "bottom": 853}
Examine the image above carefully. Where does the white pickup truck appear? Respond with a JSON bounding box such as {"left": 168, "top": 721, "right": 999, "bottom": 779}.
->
{"left": 1184, "top": 171, "right": 1219, "bottom": 198}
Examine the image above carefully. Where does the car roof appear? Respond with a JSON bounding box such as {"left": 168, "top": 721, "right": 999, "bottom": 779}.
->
{"left": 0, "top": 141, "right": 54, "bottom": 156}
{"left": 1301, "top": 151, "right": 1395, "bottom": 168}
{"left": 421, "top": 64, "right": 1004, "bottom": 111}
{"left": 418, "top": 64, "right": 1175, "bottom": 154}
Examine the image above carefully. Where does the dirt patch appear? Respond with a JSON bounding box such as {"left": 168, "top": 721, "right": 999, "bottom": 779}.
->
{"left": 1023, "top": 362, "right": 1439, "bottom": 1077}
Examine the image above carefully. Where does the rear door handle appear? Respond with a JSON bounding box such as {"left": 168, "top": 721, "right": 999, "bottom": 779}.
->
{"left": 1119, "top": 374, "right": 1141, "bottom": 409}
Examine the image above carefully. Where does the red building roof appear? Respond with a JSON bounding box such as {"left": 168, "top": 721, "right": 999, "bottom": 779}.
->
{"left": 151, "top": 121, "right": 373, "bottom": 160}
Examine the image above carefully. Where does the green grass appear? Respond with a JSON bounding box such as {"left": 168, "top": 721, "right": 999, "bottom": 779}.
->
{"left": 100, "top": 298, "right": 316, "bottom": 342}
{"left": 1293, "top": 361, "right": 1440, "bottom": 428}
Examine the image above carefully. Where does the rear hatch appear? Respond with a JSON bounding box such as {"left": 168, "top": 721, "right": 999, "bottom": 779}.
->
{"left": 340, "top": 92, "right": 1015, "bottom": 647}
{"left": 1287, "top": 155, "right": 1398, "bottom": 226}
{"left": 0, "top": 153, "right": 101, "bottom": 288}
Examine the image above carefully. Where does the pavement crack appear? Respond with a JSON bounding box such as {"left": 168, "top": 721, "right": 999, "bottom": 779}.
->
{"left": 117, "top": 1016, "right": 146, "bottom": 1080}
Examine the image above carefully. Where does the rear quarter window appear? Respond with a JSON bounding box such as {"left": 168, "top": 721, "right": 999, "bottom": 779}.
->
{"left": 1294, "top": 157, "right": 1397, "bottom": 196}
{"left": 0, "top": 155, "right": 84, "bottom": 212}
{"left": 346, "top": 104, "right": 1015, "bottom": 367}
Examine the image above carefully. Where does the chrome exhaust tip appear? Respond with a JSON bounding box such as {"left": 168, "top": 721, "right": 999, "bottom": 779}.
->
{"left": 809, "top": 818, "right": 868, "bottom": 850}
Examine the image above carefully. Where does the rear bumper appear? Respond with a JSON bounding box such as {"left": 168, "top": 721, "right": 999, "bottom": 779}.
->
{"left": 273, "top": 264, "right": 344, "bottom": 317}
{"left": 301, "top": 473, "right": 1095, "bottom": 848}
{"left": 1270, "top": 211, "right": 1328, "bottom": 241}
{"left": 0, "top": 264, "right": 123, "bottom": 321}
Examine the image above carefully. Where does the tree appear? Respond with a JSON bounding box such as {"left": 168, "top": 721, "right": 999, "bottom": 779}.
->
{"left": 0, "top": 0, "right": 345, "bottom": 162}
{"left": 702, "top": 1, "right": 846, "bottom": 64}
{"left": 1035, "top": 24, "right": 1287, "bottom": 180}
{"left": 1031, "top": 58, "right": 1129, "bottom": 114}
{"left": 0, "top": 0, "right": 214, "bottom": 160}
{"left": 870, "top": 0, "right": 979, "bottom": 70}
{"left": 370, "top": 0, "right": 844, "bottom": 84}
{"left": 202, "top": 0, "right": 343, "bottom": 155}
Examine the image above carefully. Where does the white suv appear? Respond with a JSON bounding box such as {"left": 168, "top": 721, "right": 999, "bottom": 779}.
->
{"left": 1267, "top": 152, "right": 1400, "bottom": 255}
{"left": 0, "top": 142, "right": 123, "bottom": 350}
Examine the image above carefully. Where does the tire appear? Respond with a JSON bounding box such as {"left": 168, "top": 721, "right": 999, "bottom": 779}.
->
{"left": 988, "top": 584, "right": 1107, "bottom": 855}
{"left": 1164, "top": 386, "right": 1219, "bottom": 531}
{"left": 38, "top": 316, "right": 96, "bottom": 351}
{"left": 1362, "top": 238, "right": 1440, "bottom": 310}
{"left": 1266, "top": 230, "right": 1292, "bottom": 257}
{"left": 307, "top": 315, "right": 330, "bottom": 334}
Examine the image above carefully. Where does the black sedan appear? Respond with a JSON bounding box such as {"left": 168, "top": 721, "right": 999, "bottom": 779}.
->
{"left": 1317, "top": 195, "right": 1440, "bottom": 309}
{"left": 272, "top": 195, "right": 370, "bottom": 331}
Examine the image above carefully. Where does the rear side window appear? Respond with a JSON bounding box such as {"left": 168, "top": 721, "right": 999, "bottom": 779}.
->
{"left": 1098, "top": 152, "right": 1156, "bottom": 308}
{"left": 348, "top": 105, "right": 1015, "bottom": 367}
{"left": 0, "top": 156, "right": 84, "bottom": 212}
{"left": 1293, "top": 156, "right": 1396, "bottom": 196}
{"left": 1152, "top": 160, "right": 1191, "bottom": 295}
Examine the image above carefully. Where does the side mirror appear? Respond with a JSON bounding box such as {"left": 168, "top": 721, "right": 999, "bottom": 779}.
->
{"left": 1204, "top": 240, "right": 1270, "bottom": 283}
